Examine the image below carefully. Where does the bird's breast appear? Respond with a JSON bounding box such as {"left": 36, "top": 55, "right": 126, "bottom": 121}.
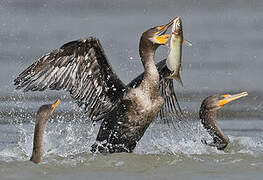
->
{"left": 125, "top": 88, "right": 163, "bottom": 125}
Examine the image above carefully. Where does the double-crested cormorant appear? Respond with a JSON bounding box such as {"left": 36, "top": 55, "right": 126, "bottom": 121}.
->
{"left": 14, "top": 19, "right": 181, "bottom": 153}
{"left": 200, "top": 92, "right": 248, "bottom": 150}
{"left": 30, "top": 100, "right": 60, "bottom": 163}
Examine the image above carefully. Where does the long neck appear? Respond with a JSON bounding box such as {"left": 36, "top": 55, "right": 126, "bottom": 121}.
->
{"left": 30, "top": 115, "right": 48, "bottom": 164}
{"left": 199, "top": 108, "right": 230, "bottom": 149}
{"left": 139, "top": 39, "right": 159, "bottom": 95}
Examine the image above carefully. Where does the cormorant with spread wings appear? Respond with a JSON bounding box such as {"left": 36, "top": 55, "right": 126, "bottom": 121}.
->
{"left": 14, "top": 19, "right": 182, "bottom": 153}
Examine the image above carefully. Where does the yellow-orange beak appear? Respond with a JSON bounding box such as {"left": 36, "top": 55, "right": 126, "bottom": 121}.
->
{"left": 154, "top": 18, "right": 175, "bottom": 44}
{"left": 51, "top": 99, "right": 61, "bottom": 113}
{"left": 218, "top": 92, "right": 248, "bottom": 107}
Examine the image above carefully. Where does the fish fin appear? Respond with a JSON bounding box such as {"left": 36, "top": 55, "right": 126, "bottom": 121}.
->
{"left": 183, "top": 39, "right": 192, "bottom": 47}
{"left": 167, "top": 71, "right": 183, "bottom": 87}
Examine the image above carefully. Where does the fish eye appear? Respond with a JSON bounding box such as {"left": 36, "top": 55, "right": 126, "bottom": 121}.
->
{"left": 175, "top": 21, "right": 181, "bottom": 27}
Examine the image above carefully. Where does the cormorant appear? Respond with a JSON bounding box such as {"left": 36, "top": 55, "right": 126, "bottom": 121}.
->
{"left": 30, "top": 100, "right": 60, "bottom": 163}
{"left": 14, "top": 19, "right": 182, "bottom": 153}
{"left": 200, "top": 92, "right": 248, "bottom": 150}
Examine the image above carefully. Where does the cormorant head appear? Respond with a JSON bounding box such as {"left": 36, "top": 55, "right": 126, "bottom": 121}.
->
{"left": 200, "top": 92, "right": 248, "bottom": 112}
{"left": 36, "top": 99, "right": 61, "bottom": 121}
{"left": 141, "top": 18, "right": 175, "bottom": 46}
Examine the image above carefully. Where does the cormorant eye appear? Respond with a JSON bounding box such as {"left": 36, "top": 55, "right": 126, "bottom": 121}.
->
{"left": 218, "top": 96, "right": 224, "bottom": 100}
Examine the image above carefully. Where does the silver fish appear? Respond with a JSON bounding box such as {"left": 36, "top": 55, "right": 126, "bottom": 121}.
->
{"left": 166, "top": 17, "right": 192, "bottom": 86}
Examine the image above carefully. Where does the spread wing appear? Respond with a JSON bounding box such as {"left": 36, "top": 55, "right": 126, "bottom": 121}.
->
{"left": 128, "top": 60, "right": 183, "bottom": 125}
{"left": 14, "top": 37, "right": 126, "bottom": 120}
{"left": 157, "top": 60, "right": 184, "bottom": 126}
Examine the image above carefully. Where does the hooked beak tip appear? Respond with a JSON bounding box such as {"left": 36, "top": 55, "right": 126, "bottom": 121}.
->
{"left": 218, "top": 92, "right": 248, "bottom": 107}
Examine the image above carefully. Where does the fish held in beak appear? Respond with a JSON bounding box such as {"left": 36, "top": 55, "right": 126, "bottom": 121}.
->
{"left": 165, "top": 17, "right": 192, "bottom": 86}
{"left": 154, "top": 18, "right": 174, "bottom": 45}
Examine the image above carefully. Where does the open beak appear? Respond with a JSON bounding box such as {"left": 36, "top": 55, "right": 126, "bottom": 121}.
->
{"left": 218, "top": 92, "right": 248, "bottom": 107}
{"left": 155, "top": 18, "right": 175, "bottom": 44}
{"left": 51, "top": 99, "right": 61, "bottom": 113}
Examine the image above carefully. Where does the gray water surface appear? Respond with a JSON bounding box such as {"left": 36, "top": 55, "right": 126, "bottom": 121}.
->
{"left": 0, "top": 0, "right": 263, "bottom": 180}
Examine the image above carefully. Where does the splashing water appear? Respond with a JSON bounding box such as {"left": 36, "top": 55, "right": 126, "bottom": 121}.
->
{"left": 0, "top": 95, "right": 262, "bottom": 180}
{"left": 1, "top": 111, "right": 263, "bottom": 165}
{"left": 0, "top": 93, "right": 262, "bottom": 171}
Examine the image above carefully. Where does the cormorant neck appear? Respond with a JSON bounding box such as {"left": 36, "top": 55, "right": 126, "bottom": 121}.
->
{"left": 200, "top": 108, "right": 217, "bottom": 127}
{"left": 199, "top": 107, "right": 230, "bottom": 150}
{"left": 30, "top": 114, "right": 49, "bottom": 164}
{"left": 139, "top": 38, "right": 159, "bottom": 93}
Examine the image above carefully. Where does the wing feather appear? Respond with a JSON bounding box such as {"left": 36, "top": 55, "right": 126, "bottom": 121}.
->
{"left": 14, "top": 37, "right": 183, "bottom": 123}
{"left": 14, "top": 37, "right": 126, "bottom": 120}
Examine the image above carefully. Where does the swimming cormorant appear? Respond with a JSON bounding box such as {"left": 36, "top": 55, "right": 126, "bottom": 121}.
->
{"left": 200, "top": 92, "right": 248, "bottom": 150}
{"left": 30, "top": 100, "right": 60, "bottom": 163}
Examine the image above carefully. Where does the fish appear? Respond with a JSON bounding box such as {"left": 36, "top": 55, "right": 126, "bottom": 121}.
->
{"left": 166, "top": 17, "right": 192, "bottom": 86}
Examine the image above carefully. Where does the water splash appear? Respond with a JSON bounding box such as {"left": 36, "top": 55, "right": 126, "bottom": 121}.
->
{"left": 1, "top": 116, "right": 262, "bottom": 165}
{"left": 1, "top": 95, "right": 263, "bottom": 165}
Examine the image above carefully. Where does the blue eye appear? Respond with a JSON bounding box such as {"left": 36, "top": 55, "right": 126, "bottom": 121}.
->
{"left": 155, "top": 29, "right": 159, "bottom": 32}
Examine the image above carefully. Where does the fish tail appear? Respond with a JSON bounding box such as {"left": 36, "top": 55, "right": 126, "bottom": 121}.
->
{"left": 167, "top": 72, "right": 183, "bottom": 87}
{"left": 174, "top": 73, "right": 183, "bottom": 87}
